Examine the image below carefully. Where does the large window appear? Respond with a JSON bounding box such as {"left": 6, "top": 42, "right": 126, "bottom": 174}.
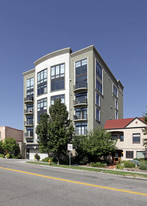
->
{"left": 75, "top": 92, "right": 87, "bottom": 104}
{"left": 26, "top": 115, "right": 33, "bottom": 125}
{"left": 96, "top": 79, "right": 102, "bottom": 94}
{"left": 75, "top": 122, "right": 87, "bottom": 135}
{"left": 37, "top": 98, "right": 47, "bottom": 122}
{"left": 51, "top": 64, "right": 65, "bottom": 91}
{"left": 26, "top": 127, "right": 34, "bottom": 137}
{"left": 26, "top": 77, "right": 34, "bottom": 98}
{"left": 96, "top": 93, "right": 100, "bottom": 106}
{"left": 37, "top": 69, "right": 47, "bottom": 95}
{"left": 96, "top": 107, "right": 100, "bottom": 122}
{"left": 51, "top": 94, "right": 65, "bottom": 105}
{"left": 96, "top": 61, "right": 102, "bottom": 80}
{"left": 113, "top": 84, "right": 118, "bottom": 97}
{"left": 133, "top": 133, "right": 140, "bottom": 144}
{"left": 126, "top": 151, "right": 134, "bottom": 159}
{"left": 75, "top": 108, "right": 87, "bottom": 120}
{"left": 75, "top": 59, "right": 87, "bottom": 89}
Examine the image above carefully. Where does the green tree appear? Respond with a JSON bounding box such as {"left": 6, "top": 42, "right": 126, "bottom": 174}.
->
{"left": 143, "top": 112, "right": 147, "bottom": 146}
{"left": 84, "top": 129, "right": 116, "bottom": 162}
{"left": 36, "top": 99, "right": 74, "bottom": 164}
{"left": 0, "top": 141, "right": 4, "bottom": 154}
{"left": 2, "top": 138, "right": 20, "bottom": 156}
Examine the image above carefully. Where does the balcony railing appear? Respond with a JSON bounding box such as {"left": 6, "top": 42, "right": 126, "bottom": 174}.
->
{"left": 73, "top": 114, "right": 88, "bottom": 120}
{"left": 24, "top": 109, "right": 34, "bottom": 114}
{"left": 73, "top": 82, "right": 88, "bottom": 91}
{"left": 24, "top": 120, "right": 34, "bottom": 126}
{"left": 24, "top": 132, "right": 34, "bottom": 138}
{"left": 73, "top": 98, "right": 87, "bottom": 106}
{"left": 24, "top": 95, "right": 34, "bottom": 103}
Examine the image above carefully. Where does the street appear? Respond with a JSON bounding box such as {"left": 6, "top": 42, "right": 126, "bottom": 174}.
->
{"left": 0, "top": 158, "right": 147, "bottom": 206}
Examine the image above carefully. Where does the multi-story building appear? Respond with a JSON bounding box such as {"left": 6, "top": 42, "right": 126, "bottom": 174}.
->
{"left": 23, "top": 45, "right": 123, "bottom": 159}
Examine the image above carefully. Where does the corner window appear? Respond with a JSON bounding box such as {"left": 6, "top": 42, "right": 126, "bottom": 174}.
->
{"left": 37, "top": 98, "right": 47, "bottom": 122}
{"left": 26, "top": 77, "right": 34, "bottom": 98}
{"left": 113, "top": 84, "right": 118, "bottom": 97}
{"left": 51, "top": 64, "right": 65, "bottom": 91}
{"left": 126, "top": 151, "right": 134, "bottom": 159}
{"left": 96, "top": 60, "right": 102, "bottom": 80}
{"left": 96, "top": 79, "right": 102, "bottom": 94}
{"left": 75, "top": 59, "right": 87, "bottom": 89}
{"left": 37, "top": 69, "right": 47, "bottom": 95}
{"left": 96, "top": 107, "right": 100, "bottom": 122}
{"left": 96, "top": 93, "right": 100, "bottom": 106}
{"left": 51, "top": 94, "right": 65, "bottom": 105}
{"left": 75, "top": 122, "right": 87, "bottom": 135}
{"left": 133, "top": 133, "right": 140, "bottom": 144}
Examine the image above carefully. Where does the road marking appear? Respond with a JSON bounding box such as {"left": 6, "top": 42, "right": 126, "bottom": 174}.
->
{"left": 0, "top": 166, "right": 147, "bottom": 196}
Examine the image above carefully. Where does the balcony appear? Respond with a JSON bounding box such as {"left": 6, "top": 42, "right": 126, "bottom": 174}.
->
{"left": 24, "top": 120, "right": 34, "bottom": 127}
{"left": 24, "top": 109, "right": 34, "bottom": 115}
{"left": 24, "top": 132, "right": 34, "bottom": 138}
{"left": 24, "top": 95, "right": 34, "bottom": 103}
{"left": 73, "top": 114, "right": 88, "bottom": 121}
{"left": 73, "top": 82, "right": 88, "bottom": 92}
{"left": 73, "top": 98, "right": 87, "bottom": 106}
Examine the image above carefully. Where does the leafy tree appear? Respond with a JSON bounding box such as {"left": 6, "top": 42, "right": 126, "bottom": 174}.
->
{"left": 36, "top": 99, "right": 74, "bottom": 164}
{"left": 143, "top": 112, "right": 147, "bottom": 146}
{"left": 84, "top": 129, "right": 116, "bottom": 162}
{"left": 2, "top": 138, "right": 20, "bottom": 156}
{"left": 0, "top": 141, "right": 4, "bottom": 154}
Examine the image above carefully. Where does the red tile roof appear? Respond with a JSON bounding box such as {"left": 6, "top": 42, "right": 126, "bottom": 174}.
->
{"left": 104, "top": 117, "right": 145, "bottom": 129}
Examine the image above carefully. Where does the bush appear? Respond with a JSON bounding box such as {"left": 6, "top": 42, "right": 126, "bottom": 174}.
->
{"left": 139, "top": 162, "right": 147, "bottom": 170}
{"left": 34, "top": 153, "right": 40, "bottom": 161}
{"left": 116, "top": 163, "right": 124, "bottom": 170}
{"left": 5, "top": 153, "right": 10, "bottom": 158}
{"left": 124, "top": 161, "right": 135, "bottom": 168}
{"left": 90, "top": 162, "right": 106, "bottom": 167}
{"left": 42, "top": 157, "right": 50, "bottom": 162}
{"left": 0, "top": 154, "right": 5, "bottom": 158}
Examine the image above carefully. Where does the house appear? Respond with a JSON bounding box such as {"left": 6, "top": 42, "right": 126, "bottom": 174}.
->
{"left": 0, "top": 126, "right": 23, "bottom": 143}
{"left": 104, "top": 117, "right": 147, "bottom": 163}
{"left": 23, "top": 45, "right": 123, "bottom": 159}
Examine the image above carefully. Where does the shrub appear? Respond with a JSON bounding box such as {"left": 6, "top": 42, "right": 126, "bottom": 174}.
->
{"left": 124, "top": 161, "right": 135, "bottom": 168}
{"left": 139, "top": 162, "right": 147, "bottom": 170}
{"left": 116, "top": 163, "right": 124, "bottom": 170}
{"left": 5, "top": 153, "right": 10, "bottom": 158}
{"left": 42, "top": 157, "right": 50, "bottom": 162}
{"left": 34, "top": 153, "right": 40, "bottom": 161}
{"left": 0, "top": 154, "right": 5, "bottom": 158}
{"left": 90, "top": 162, "right": 106, "bottom": 167}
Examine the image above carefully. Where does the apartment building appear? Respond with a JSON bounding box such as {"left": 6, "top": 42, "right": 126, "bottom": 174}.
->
{"left": 23, "top": 45, "right": 123, "bottom": 159}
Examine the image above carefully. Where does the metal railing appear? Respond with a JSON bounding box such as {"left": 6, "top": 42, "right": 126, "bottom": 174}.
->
{"left": 73, "top": 82, "right": 88, "bottom": 90}
{"left": 73, "top": 98, "right": 87, "bottom": 105}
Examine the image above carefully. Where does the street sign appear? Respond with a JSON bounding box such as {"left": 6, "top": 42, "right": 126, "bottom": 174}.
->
{"left": 67, "top": 144, "right": 73, "bottom": 151}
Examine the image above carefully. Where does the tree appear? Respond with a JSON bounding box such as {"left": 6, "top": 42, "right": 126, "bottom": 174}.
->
{"left": 36, "top": 99, "right": 74, "bottom": 164}
{"left": 84, "top": 129, "right": 116, "bottom": 162}
{"left": 0, "top": 141, "right": 4, "bottom": 154}
{"left": 2, "top": 138, "right": 20, "bottom": 156}
{"left": 143, "top": 112, "right": 147, "bottom": 146}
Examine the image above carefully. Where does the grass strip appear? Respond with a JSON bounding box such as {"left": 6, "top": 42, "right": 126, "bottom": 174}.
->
{"left": 27, "top": 161, "right": 147, "bottom": 178}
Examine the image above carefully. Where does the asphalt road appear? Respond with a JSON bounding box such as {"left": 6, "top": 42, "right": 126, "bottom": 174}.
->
{"left": 0, "top": 158, "right": 147, "bottom": 206}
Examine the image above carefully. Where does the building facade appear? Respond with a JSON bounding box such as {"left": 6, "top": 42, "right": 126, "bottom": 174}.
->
{"left": 23, "top": 45, "right": 123, "bottom": 159}
{"left": 104, "top": 117, "right": 147, "bottom": 162}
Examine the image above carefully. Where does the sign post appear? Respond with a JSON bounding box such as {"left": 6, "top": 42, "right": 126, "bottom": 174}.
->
{"left": 67, "top": 144, "right": 73, "bottom": 166}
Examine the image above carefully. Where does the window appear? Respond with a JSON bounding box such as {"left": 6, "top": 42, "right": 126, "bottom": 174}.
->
{"left": 133, "top": 133, "right": 140, "bottom": 144}
{"left": 96, "top": 60, "right": 102, "bottom": 80}
{"left": 51, "top": 94, "right": 65, "bottom": 105}
{"left": 75, "top": 92, "right": 87, "bottom": 104}
{"left": 111, "top": 135, "right": 117, "bottom": 140}
{"left": 75, "top": 108, "right": 87, "bottom": 120}
{"left": 96, "top": 79, "right": 102, "bottom": 94}
{"left": 126, "top": 151, "right": 134, "bottom": 159}
{"left": 26, "top": 115, "right": 33, "bottom": 125}
{"left": 113, "top": 84, "right": 118, "bottom": 97}
{"left": 26, "top": 127, "right": 34, "bottom": 137}
{"left": 37, "top": 98, "right": 47, "bottom": 122}
{"left": 120, "top": 135, "right": 124, "bottom": 142}
{"left": 51, "top": 64, "right": 65, "bottom": 91}
{"left": 75, "top": 59, "right": 87, "bottom": 89}
{"left": 75, "top": 122, "right": 87, "bottom": 135}
{"left": 37, "top": 69, "right": 47, "bottom": 95}
{"left": 115, "top": 110, "right": 118, "bottom": 120}
{"left": 136, "top": 151, "right": 145, "bottom": 159}
{"left": 96, "top": 107, "right": 100, "bottom": 122}
{"left": 26, "top": 77, "right": 34, "bottom": 98}
{"left": 96, "top": 93, "right": 100, "bottom": 106}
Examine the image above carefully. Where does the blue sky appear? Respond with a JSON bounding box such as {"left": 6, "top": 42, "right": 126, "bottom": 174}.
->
{"left": 0, "top": 0, "right": 146, "bottom": 130}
